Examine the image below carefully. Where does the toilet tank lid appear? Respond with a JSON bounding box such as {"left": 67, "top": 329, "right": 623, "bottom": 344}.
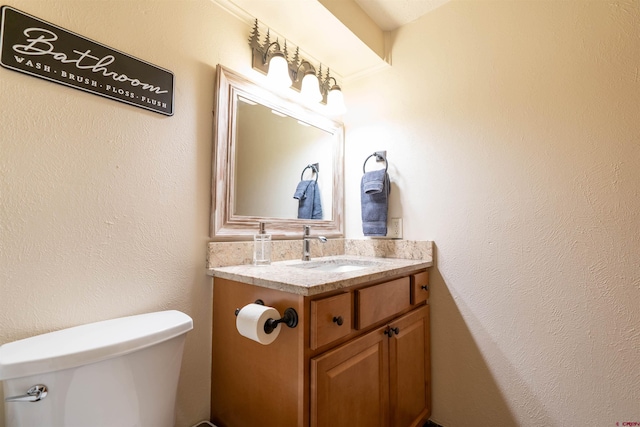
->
{"left": 0, "top": 310, "right": 193, "bottom": 381}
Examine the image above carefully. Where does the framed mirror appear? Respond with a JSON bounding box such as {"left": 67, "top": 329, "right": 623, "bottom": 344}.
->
{"left": 210, "top": 65, "right": 344, "bottom": 240}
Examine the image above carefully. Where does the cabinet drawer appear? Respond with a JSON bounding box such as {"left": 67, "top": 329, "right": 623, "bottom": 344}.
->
{"left": 311, "top": 293, "right": 352, "bottom": 350}
{"left": 411, "top": 271, "right": 429, "bottom": 305}
{"left": 356, "top": 277, "right": 411, "bottom": 330}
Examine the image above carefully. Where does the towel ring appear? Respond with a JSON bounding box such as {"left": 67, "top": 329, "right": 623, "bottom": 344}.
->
{"left": 363, "top": 152, "right": 388, "bottom": 174}
{"left": 301, "top": 163, "right": 319, "bottom": 182}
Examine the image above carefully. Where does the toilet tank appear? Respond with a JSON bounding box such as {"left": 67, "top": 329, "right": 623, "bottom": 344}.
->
{"left": 0, "top": 310, "right": 193, "bottom": 427}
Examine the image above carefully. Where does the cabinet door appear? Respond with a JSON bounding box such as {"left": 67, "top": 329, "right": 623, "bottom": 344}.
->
{"left": 388, "top": 305, "right": 431, "bottom": 427}
{"left": 311, "top": 326, "right": 389, "bottom": 427}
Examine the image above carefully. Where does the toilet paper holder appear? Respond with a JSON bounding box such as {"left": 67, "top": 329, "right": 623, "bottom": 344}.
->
{"left": 234, "top": 300, "right": 299, "bottom": 334}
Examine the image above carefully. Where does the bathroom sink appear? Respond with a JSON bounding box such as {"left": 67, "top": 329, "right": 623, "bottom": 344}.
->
{"left": 304, "top": 263, "right": 370, "bottom": 273}
{"left": 288, "top": 259, "right": 381, "bottom": 273}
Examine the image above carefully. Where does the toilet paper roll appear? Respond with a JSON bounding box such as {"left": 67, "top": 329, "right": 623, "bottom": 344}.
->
{"left": 235, "top": 303, "right": 281, "bottom": 345}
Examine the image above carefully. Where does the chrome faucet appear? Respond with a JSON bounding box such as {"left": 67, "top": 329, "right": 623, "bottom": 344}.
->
{"left": 302, "top": 225, "right": 327, "bottom": 261}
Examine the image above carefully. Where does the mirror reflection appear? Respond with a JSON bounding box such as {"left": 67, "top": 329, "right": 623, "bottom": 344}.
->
{"left": 210, "top": 65, "right": 344, "bottom": 240}
{"left": 234, "top": 98, "right": 333, "bottom": 220}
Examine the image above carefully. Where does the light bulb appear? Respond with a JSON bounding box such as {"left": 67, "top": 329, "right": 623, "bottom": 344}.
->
{"left": 300, "top": 71, "right": 322, "bottom": 103}
{"left": 266, "top": 53, "right": 292, "bottom": 90}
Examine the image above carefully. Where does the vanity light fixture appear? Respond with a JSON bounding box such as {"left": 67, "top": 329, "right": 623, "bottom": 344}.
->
{"left": 266, "top": 50, "right": 292, "bottom": 89}
{"left": 248, "top": 19, "right": 346, "bottom": 114}
{"left": 298, "top": 62, "right": 323, "bottom": 103}
{"left": 325, "top": 76, "right": 346, "bottom": 115}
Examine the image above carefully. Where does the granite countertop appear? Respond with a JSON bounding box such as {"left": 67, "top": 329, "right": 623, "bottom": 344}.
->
{"left": 207, "top": 255, "right": 433, "bottom": 296}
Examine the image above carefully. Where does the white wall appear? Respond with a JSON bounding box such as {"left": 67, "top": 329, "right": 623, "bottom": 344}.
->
{"left": 344, "top": 0, "right": 640, "bottom": 425}
{"left": 0, "top": 1, "right": 254, "bottom": 425}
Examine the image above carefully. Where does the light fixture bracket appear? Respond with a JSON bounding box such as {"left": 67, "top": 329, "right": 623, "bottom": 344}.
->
{"left": 248, "top": 19, "right": 343, "bottom": 109}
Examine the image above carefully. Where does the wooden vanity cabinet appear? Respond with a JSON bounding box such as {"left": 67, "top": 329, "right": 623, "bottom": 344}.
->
{"left": 311, "top": 305, "right": 430, "bottom": 427}
{"left": 211, "top": 270, "right": 430, "bottom": 427}
{"left": 388, "top": 304, "right": 431, "bottom": 427}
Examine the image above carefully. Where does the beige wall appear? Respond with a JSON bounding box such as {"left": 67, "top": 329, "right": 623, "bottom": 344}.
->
{"left": 344, "top": 0, "right": 640, "bottom": 425}
{"left": 0, "top": 1, "right": 254, "bottom": 425}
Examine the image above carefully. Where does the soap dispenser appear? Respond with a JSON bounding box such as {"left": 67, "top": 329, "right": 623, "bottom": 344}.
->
{"left": 253, "top": 222, "right": 271, "bottom": 265}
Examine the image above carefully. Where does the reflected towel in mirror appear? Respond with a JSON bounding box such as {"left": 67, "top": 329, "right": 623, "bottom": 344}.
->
{"left": 294, "top": 180, "right": 323, "bottom": 219}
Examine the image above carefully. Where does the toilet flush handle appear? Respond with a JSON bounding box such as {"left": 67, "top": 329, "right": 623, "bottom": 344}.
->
{"left": 5, "top": 385, "right": 48, "bottom": 403}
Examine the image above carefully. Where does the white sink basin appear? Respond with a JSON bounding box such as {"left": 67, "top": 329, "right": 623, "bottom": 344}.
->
{"left": 305, "top": 263, "right": 369, "bottom": 273}
{"left": 289, "top": 259, "right": 380, "bottom": 273}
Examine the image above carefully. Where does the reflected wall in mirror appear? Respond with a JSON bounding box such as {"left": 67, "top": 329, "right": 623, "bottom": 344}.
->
{"left": 235, "top": 99, "right": 333, "bottom": 219}
{"left": 210, "top": 65, "right": 344, "bottom": 240}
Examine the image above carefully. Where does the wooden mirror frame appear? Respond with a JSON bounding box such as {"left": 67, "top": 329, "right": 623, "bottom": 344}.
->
{"left": 210, "top": 65, "right": 344, "bottom": 241}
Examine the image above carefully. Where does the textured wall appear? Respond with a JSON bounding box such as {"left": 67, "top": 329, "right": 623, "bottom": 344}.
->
{"left": 0, "top": 1, "right": 252, "bottom": 425}
{"left": 344, "top": 1, "right": 640, "bottom": 425}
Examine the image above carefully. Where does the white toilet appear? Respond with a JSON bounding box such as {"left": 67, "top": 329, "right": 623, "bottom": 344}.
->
{"left": 0, "top": 310, "right": 193, "bottom": 427}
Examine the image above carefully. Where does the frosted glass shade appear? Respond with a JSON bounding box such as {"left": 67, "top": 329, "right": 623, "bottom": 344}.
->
{"left": 327, "top": 86, "right": 346, "bottom": 115}
{"left": 300, "top": 72, "right": 322, "bottom": 103}
{"left": 267, "top": 54, "right": 292, "bottom": 89}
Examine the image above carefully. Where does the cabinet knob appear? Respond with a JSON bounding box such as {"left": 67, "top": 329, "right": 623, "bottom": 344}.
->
{"left": 421, "top": 285, "right": 429, "bottom": 291}
{"left": 332, "top": 316, "right": 344, "bottom": 326}
{"left": 384, "top": 327, "right": 400, "bottom": 337}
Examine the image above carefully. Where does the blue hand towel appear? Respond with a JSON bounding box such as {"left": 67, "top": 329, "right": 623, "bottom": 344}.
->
{"left": 293, "top": 180, "right": 323, "bottom": 220}
{"left": 361, "top": 169, "right": 390, "bottom": 236}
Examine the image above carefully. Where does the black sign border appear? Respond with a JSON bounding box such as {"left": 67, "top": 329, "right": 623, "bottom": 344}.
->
{"left": 0, "top": 5, "right": 175, "bottom": 116}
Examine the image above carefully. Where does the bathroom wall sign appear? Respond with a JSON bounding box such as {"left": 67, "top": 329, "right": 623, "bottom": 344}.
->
{"left": 0, "top": 6, "right": 174, "bottom": 116}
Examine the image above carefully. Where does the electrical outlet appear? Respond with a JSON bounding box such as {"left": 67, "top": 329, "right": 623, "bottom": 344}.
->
{"left": 387, "top": 218, "right": 403, "bottom": 239}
